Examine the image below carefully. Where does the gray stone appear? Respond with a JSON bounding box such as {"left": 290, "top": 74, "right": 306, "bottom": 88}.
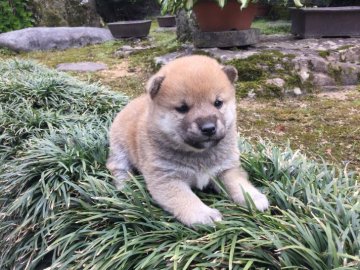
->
{"left": 266, "top": 78, "right": 285, "bottom": 88}
{"left": 293, "top": 87, "right": 302, "bottom": 96}
{"left": 56, "top": 62, "right": 108, "bottom": 72}
{"left": 313, "top": 73, "right": 336, "bottom": 86}
{"left": 308, "top": 56, "right": 329, "bottom": 73}
{"left": 114, "top": 44, "right": 155, "bottom": 57}
{"left": 258, "top": 34, "right": 293, "bottom": 43}
{"left": 204, "top": 48, "right": 258, "bottom": 62}
{"left": 193, "top": 29, "right": 260, "bottom": 48}
{"left": 338, "top": 63, "right": 360, "bottom": 85}
{"left": 247, "top": 89, "right": 256, "bottom": 98}
{"left": 291, "top": 56, "right": 310, "bottom": 72}
{"left": 153, "top": 35, "right": 360, "bottom": 95}
{"left": 0, "top": 27, "right": 113, "bottom": 52}
{"left": 298, "top": 68, "right": 310, "bottom": 83}
{"left": 337, "top": 46, "right": 360, "bottom": 64}
{"left": 154, "top": 46, "right": 193, "bottom": 66}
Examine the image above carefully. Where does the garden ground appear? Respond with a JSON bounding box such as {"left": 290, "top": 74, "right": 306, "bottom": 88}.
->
{"left": 2, "top": 19, "right": 358, "bottom": 171}
{"left": 0, "top": 19, "right": 359, "bottom": 269}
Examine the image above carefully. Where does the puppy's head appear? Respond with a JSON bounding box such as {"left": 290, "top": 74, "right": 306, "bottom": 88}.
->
{"left": 146, "top": 55, "right": 238, "bottom": 151}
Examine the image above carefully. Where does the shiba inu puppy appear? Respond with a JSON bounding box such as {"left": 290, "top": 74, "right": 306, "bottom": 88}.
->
{"left": 107, "top": 55, "right": 269, "bottom": 227}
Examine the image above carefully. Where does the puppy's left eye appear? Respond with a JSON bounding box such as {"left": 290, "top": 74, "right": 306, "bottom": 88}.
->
{"left": 214, "top": 99, "right": 223, "bottom": 109}
{"left": 175, "top": 104, "right": 190, "bottom": 114}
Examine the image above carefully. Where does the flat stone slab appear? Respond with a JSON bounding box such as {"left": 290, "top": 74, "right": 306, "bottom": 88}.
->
{"left": 114, "top": 44, "right": 155, "bottom": 57}
{"left": 193, "top": 28, "right": 260, "bottom": 48}
{"left": 56, "top": 62, "right": 108, "bottom": 72}
{"left": 155, "top": 36, "right": 360, "bottom": 95}
{"left": 0, "top": 27, "right": 114, "bottom": 52}
{"left": 155, "top": 27, "right": 177, "bottom": 32}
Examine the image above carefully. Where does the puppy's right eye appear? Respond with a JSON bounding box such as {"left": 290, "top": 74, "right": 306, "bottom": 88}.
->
{"left": 175, "top": 104, "right": 189, "bottom": 114}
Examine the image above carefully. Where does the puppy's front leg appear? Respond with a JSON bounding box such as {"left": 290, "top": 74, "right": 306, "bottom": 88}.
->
{"left": 106, "top": 148, "right": 132, "bottom": 190}
{"left": 147, "top": 179, "right": 222, "bottom": 227}
{"left": 220, "top": 167, "right": 269, "bottom": 211}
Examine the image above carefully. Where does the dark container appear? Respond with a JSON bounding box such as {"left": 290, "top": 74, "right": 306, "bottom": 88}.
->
{"left": 256, "top": 4, "right": 271, "bottom": 18}
{"left": 193, "top": 0, "right": 258, "bottom": 32}
{"left": 157, "top": 15, "right": 176, "bottom": 27}
{"left": 290, "top": 7, "right": 360, "bottom": 38}
{"left": 107, "top": 20, "right": 151, "bottom": 38}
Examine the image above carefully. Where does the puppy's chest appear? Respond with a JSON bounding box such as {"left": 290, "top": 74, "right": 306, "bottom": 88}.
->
{"left": 194, "top": 166, "right": 222, "bottom": 190}
{"left": 164, "top": 156, "right": 225, "bottom": 190}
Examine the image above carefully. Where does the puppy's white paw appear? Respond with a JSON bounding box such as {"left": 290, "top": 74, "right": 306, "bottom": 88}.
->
{"left": 250, "top": 192, "right": 269, "bottom": 212}
{"left": 179, "top": 206, "right": 222, "bottom": 227}
{"left": 232, "top": 189, "right": 269, "bottom": 212}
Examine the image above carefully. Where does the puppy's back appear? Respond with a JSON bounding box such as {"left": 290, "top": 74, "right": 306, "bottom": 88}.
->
{"left": 109, "top": 94, "right": 148, "bottom": 167}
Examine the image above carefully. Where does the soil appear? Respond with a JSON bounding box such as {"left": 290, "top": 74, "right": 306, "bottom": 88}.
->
{"left": 100, "top": 61, "right": 138, "bottom": 78}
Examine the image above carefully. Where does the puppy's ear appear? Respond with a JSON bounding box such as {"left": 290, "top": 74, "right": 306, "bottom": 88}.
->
{"left": 222, "top": 65, "right": 238, "bottom": 84}
{"left": 146, "top": 75, "right": 165, "bottom": 99}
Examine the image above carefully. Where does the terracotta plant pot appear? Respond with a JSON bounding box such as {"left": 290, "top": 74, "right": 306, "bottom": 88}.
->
{"left": 107, "top": 20, "right": 151, "bottom": 38}
{"left": 290, "top": 6, "right": 360, "bottom": 38}
{"left": 256, "top": 3, "right": 271, "bottom": 17}
{"left": 193, "top": 0, "right": 258, "bottom": 32}
{"left": 157, "top": 15, "right": 176, "bottom": 27}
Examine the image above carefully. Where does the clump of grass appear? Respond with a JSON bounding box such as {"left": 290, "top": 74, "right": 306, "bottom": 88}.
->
{"left": 0, "top": 60, "right": 359, "bottom": 269}
{"left": 0, "top": 59, "right": 128, "bottom": 156}
{"left": 0, "top": 47, "right": 17, "bottom": 57}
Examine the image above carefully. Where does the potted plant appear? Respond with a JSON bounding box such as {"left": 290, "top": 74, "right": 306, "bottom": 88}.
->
{"left": 158, "top": 0, "right": 303, "bottom": 32}
{"left": 289, "top": 0, "right": 360, "bottom": 38}
{"left": 97, "top": 0, "right": 155, "bottom": 38}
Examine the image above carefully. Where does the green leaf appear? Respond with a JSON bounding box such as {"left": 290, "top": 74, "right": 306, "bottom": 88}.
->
{"left": 185, "top": 0, "right": 194, "bottom": 10}
{"left": 293, "top": 0, "right": 303, "bottom": 7}
{"left": 239, "top": 0, "right": 249, "bottom": 9}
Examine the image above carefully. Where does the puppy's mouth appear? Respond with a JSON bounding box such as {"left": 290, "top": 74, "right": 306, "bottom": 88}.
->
{"left": 184, "top": 137, "right": 224, "bottom": 150}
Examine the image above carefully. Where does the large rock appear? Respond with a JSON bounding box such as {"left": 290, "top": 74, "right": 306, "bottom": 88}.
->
{"left": 154, "top": 37, "right": 360, "bottom": 97}
{"left": 0, "top": 27, "right": 114, "bottom": 52}
{"left": 312, "top": 73, "right": 336, "bottom": 86}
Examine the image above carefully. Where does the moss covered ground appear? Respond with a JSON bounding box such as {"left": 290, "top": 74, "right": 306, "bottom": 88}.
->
{"left": 1, "top": 20, "right": 359, "bottom": 171}
{"left": 238, "top": 92, "right": 360, "bottom": 172}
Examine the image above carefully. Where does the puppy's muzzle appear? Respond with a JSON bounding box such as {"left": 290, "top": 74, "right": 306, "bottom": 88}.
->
{"left": 200, "top": 122, "right": 216, "bottom": 137}
{"left": 196, "top": 117, "right": 217, "bottom": 137}
{"left": 182, "top": 116, "right": 225, "bottom": 150}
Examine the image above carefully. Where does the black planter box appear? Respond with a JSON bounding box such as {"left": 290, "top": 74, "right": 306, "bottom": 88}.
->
{"left": 290, "top": 7, "right": 360, "bottom": 38}
{"left": 157, "top": 16, "right": 176, "bottom": 27}
{"left": 107, "top": 20, "right": 151, "bottom": 38}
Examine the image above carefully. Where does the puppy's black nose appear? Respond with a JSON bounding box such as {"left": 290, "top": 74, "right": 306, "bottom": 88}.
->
{"left": 200, "top": 122, "right": 216, "bottom": 136}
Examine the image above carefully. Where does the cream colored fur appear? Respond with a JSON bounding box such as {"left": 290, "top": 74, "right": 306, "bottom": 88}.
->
{"left": 107, "top": 55, "right": 269, "bottom": 227}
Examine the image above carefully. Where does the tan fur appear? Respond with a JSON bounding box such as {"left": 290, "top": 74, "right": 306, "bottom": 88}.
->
{"left": 107, "top": 55, "right": 269, "bottom": 227}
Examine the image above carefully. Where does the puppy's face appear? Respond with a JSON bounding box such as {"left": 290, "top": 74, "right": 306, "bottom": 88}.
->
{"left": 147, "top": 56, "right": 238, "bottom": 151}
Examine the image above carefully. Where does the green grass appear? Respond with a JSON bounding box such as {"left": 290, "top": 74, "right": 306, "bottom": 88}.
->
{"left": 252, "top": 19, "right": 291, "bottom": 35}
{"left": 0, "top": 60, "right": 359, "bottom": 269}
{"left": 237, "top": 94, "right": 360, "bottom": 171}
